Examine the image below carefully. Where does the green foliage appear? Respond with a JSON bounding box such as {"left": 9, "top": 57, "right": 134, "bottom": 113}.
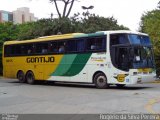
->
{"left": 17, "top": 22, "right": 35, "bottom": 40}
{"left": 16, "top": 14, "right": 128, "bottom": 40}
{"left": 71, "top": 13, "right": 129, "bottom": 33}
{"left": 0, "top": 22, "right": 19, "bottom": 41}
{"left": 140, "top": 9, "right": 160, "bottom": 76}
{"left": 81, "top": 15, "right": 128, "bottom": 33}
{"left": 17, "top": 18, "right": 76, "bottom": 40}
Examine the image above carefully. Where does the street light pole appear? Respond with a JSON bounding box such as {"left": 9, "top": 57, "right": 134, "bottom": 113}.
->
{"left": 82, "top": 5, "right": 94, "bottom": 14}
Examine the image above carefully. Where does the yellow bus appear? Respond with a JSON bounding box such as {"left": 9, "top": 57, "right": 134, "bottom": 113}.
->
{"left": 3, "top": 30, "right": 157, "bottom": 88}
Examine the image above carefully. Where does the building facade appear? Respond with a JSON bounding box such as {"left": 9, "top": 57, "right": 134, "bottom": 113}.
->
{"left": 0, "top": 10, "right": 13, "bottom": 23}
{"left": 0, "top": 7, "right": 37, "bottom": 24}
{"left": 13, "top": 7, "right": 37, "bottom": 24}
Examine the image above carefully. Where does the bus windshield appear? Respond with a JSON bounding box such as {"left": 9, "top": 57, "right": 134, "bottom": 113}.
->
{"left": 110, "top": 33, "right": 155, "bottom": 71}
{"left": 130, "top": 46, "right": 155, "bottom": 69}
{"left": 128, "top": 34, "right": 151, "bottom": 46}
{"left": 128, "top": 34, "right": 154, "bottom": 69}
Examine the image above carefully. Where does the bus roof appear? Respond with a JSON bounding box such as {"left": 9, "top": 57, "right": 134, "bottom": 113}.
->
{"left": 4, "top": 33, "right": 85, "bottom": 45}
{"left": 96, "top": 30, "right": 148, "bottom": 36}
{"left": 4, "top": 30, "right": 148, "bottom": 45}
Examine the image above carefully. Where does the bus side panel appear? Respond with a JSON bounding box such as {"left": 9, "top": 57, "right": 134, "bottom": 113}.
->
{"left": 47, "top": 53, "right": 91, "bottom": 82}
{"left": 3, "top": 57, "right": 16, "bottom": 78}
{"left": 47, "top": 53, "right": 108, "bottom": 83}
{"left": 43, "top": 54, "right": 64, "bottom": 80}
{"left": 3, "top": 65, "right": 15, "bottom": 78}
{"left": 25, "top": 55, "right": 63, "bottom": 80}
{"left": 3, "top": 55, "right": 64, "bottom": 81}
{"left": 87, "top": 52, "right": 108, "bottom": 83}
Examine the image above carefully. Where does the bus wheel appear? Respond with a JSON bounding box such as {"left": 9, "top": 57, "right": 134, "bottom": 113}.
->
{"left": 94, "top": 73, "right": 108, "bottom": 89}
{"left": 116, "top": 84, "right": 125, "bottom": 88}
{"left": 17, "top": 71, "right": 26, "bottom": 83}
{"left": 26, "top": 71, "right": 35, "bottom": 85}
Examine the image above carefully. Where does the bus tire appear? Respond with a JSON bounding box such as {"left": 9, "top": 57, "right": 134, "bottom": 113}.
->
{"left": 17, "top": 71, "right": 26, "bottom": 83}
{"left": 26, "top": 71, "right": 35, "bottom": 85}
{"left": 116, "top": 84, "right": 125, "bottom": 88}
{"left": 94, "top": 73, "right": 108, "bottom": 89}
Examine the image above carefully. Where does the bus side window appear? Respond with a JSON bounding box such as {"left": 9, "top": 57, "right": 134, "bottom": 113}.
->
{"left": 77, "top": 39, "right": 85, "bottom": 52}
{"left": 4, "top": 44, "right": 27, "bottom": 56}
{"left": 50, "top": 42, "right": 58, "bottom": 53}
{"left": 86, "top": 36, "right": 106, "bottom": 52}
{"left": 35, "top": 43, "right": 48, "bottom": 54}
{"left": 57, "top": 41, "right": 66, "bottom": 53}
{"left": 10, "top": 45, "right": 16, "bottom": 55}
{"left": 23, "top": 44, "right": 34, "bottom": 54}
{"left": 96, "top": 37, "right": 106, "bottom": 50}
{"left": 86, "top": 37, "right": 95, "bottom": 51}
{"left": 110, "top": 34, "right": 129, "bottom": 46}
{"left": 59, "top": 46, "right": 65, "bottom": 53}
{"left": 27, "top": 49, "right": 32, "bottom": 54}
{"left": 4, "top": 45, "right": 12, "bottom": 57}
{"left": 14, "top": 45, "right": 22, "bottom": 55}
{"left": 67, "top": 40, "right": 77, "bottom": 53}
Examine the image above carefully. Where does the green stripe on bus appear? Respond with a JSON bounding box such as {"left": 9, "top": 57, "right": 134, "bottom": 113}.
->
{"left": 51, "top": 54, "right": 77, "bottom": 76}
{"left": 62, "top": 53, "right": 92, "bottom": 76}
{"left": 87, "top": 32, "right": 105, "bottom": 37}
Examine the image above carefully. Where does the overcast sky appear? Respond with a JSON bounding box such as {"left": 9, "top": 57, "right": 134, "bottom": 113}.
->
{"left": 0, "top": 0, "right": 159, "bottom": 31}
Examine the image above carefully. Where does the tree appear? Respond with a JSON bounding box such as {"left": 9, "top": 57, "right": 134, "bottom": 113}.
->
{"left": 50, "top": 0, "right": 77, "bottom": 18}
{"left": 0, "top": 22, "right": 19, "bottom": 41}
{"left": 71, "top": 13, "right": 129, "bottom": 33}
{"left": 140, "top": 2, "right": 160, "bottom": 76}
{"left": 158, "top": 1, "right": 160, "bottom": 9}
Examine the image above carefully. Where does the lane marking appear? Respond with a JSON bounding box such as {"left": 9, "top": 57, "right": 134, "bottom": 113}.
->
{"left": 147, "top": 80, "right": 160, "bottom": 84}
{"left": 145, "top": 97, "right": 160, "bottom": 119}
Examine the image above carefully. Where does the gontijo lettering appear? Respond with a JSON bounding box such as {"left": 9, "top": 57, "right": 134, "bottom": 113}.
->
{"left": 26, "top": 56, "right": 55, "bottom": 63}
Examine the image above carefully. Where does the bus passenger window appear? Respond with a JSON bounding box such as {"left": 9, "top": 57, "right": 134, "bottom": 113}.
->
{"left": 28, "top": 49, "right": 32, "bottom": 54}
{"left": 59, "top": 46, "right": 65, "bottom": 53}
{"left": 91, "top": 44, "right": 96, "bottom": 50}
{"left": 57, "top": 41, "right": 66, "bottom": 53}
{"left": 4, "top": 45, "right": 11, "bottom": 57}
{"left": 87, "top": 36, "right": 106, "bottom": 52}
{"left": 42, "top": 48, "right": 48, "bottom": 53}
{"left": 67, "top": 40, "right": 77, "bottom": 52}
{"left": 96, "top": 37, "right": 106, "bottom": 50}
{"left": 110, "top": 34, "right": 129, "bottom": 46}
{"left": 35, "top": 43, "right": 48, "bottom": 54}
{"left": 24, "top": 44, "right": 34, "bottom": 54}
{"left": 50, "top": 42, "right": 58, "bottom": 53}
{"left": 77, "top": 39, "right": 85, "bottom": 52}
{"left": 87, "top": 37, "right": 95, "bottom": 51}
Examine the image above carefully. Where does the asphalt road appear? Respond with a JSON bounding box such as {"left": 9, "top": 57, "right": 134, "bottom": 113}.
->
{"left": 0, "top": 78, "right": 160, "bottom": 114}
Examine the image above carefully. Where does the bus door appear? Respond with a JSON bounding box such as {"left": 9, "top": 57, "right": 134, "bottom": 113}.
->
{"left": 110, "top": 46, "right": 130, "bottom": 82}
{"left": 115, "top": 47, "right": 130, "bottom": 71}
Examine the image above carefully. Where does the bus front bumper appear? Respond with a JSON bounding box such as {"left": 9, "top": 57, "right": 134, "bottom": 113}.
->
{"left": 130, "top": 74, "right": 157, "bottom": 84}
